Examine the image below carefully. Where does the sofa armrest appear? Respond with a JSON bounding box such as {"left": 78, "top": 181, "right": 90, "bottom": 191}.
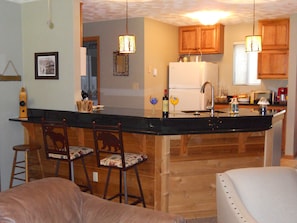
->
{"left": 0, "top": 177, "right": 83, "bottom": 223}
{"left": 217, "top": 167, "right": 297, "bottom": 223}
{"left": 82, "top": 193, "right": 185, "bottom": 223}
{"left": 216, "top": 173, "right": 258, "bottom": 223}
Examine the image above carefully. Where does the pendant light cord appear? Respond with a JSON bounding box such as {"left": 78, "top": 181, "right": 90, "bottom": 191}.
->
{"left": 252, "top": 0, "right": 255, "bottom": 36}
{"left": 125, "top": 0, "right": 128, "bottom": 34}
{"left": 47, "top": 0, "right": 54, "bottom": 29}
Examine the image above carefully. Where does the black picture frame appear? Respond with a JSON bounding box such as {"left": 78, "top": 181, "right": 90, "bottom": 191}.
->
{"left": 35, "top": 52, "right": 59, "bottom": 79}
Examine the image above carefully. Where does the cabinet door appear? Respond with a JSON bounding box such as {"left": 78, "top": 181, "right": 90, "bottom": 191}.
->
{"left": 258, "top": 50, "right": 288, "bottom": 79}
{"left": 179, "top": 24, "right": 224, "bottom": 55}
{"left": 259, "top": 19, "right": 289, "bottom": 50}
{"left": 199, "top": 24, "right": 224, "bottom": 54}
{"left": 179, "top": 26, "right": 199, "bottom": 54}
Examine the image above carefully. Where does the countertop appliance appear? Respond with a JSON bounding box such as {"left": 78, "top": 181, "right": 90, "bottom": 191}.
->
{"left": 168, "top": 62, "right": 219, "bottom": 112}
{"left": 250, "top": 90, "right": 274, "bottom": 104}
{"left": 277, "top": 87, "right": 287, "bottom": 104}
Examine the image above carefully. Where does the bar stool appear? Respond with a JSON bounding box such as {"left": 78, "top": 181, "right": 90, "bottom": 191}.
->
{"left": 92, "top": 121, "right": 147, "bottom": 207}
{"left": 41, "top": 119, "right": 93, "bottom": 194}
{"left": 9, "top": 144, "right": 44, "bottom": 188}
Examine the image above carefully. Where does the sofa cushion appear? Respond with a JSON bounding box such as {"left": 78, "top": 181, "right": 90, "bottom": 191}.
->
{"left": 225, "top": 167, "right": 297, "bottom": 223}
{"left": 0, "top": 177, "right": 83, "bottom": 223}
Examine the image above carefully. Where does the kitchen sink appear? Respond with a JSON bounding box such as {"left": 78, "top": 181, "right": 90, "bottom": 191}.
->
{"left": 181, "top": 110, "right": 226, "bottom": 114}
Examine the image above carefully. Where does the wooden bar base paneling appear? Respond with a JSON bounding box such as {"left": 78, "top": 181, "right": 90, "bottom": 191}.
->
{"left": 169, "top": 156, "right": 264, "bottom": 219}
{"left": 168, "top": 133, "right": 264, "bottom": 219}
{"left": 24, "top": 122, "right": 265, "bottom": 219}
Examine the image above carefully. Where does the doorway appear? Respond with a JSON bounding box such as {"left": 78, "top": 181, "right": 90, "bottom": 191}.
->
{"left": 81, "top": 36, "right": 100, "bottom": 105}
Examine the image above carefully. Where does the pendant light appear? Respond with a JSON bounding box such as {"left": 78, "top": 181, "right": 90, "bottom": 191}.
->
{"left": 119, "top": 0, "right": 136, "bottom": 54}
{"left": 245, "top": 0, "right": 262, "bottom": 52}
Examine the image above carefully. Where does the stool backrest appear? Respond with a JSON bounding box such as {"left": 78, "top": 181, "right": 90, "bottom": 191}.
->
{"left": 92, "top": 122, "right": 125, "bottom": 168}
{"left": 41, "top": 119, "right": 71, "bottom": 161}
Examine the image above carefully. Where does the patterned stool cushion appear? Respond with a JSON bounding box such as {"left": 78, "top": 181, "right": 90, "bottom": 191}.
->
{"left": 100, "top": 153, "right": 148, "bottom": 168}
{"left": 48, "top": 146, "right": 93, "bottom": 160}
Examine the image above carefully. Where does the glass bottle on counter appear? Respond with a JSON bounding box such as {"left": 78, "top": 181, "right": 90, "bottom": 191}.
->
{"left": 230, "top": 97, "right": 239, "bottom": 114}
{"left": 162, "top": 89, "right": 169, "bottom": 118}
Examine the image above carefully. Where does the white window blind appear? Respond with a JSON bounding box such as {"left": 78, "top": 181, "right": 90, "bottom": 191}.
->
{"left": 233, "top": 42, "right": 261, "bottom": 85}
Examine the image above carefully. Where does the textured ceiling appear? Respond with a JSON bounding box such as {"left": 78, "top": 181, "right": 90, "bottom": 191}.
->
{"left": 81, "top": 0, "right": 297, "bottom": 26}
{"left": 6, "top": 0, "right": 297, "bottom": 26}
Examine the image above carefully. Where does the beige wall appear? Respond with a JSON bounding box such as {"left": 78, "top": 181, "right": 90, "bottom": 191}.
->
{"left": 144, "top": 18, "right": 178, "bottom": 111}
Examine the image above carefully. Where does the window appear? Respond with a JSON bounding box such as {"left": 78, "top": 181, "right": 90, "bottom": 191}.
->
{"left": 233, "top": 42, "right": 261, "bottom": 85}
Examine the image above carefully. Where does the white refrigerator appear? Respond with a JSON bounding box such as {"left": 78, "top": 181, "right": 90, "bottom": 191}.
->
{"left": 169, "top": 62, "right": 219, "bottom": 112}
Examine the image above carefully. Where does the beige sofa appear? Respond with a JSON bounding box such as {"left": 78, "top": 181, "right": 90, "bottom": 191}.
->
{"left": 216, "top": 166, "right": 297, "bottom": 223}
{"left": 0, "top": 177, "right": 185, "bottom": 223}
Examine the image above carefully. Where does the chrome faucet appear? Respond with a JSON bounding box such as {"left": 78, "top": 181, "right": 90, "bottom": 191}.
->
{"left": 201, "top": 81, "right": 214, "bottom": 116}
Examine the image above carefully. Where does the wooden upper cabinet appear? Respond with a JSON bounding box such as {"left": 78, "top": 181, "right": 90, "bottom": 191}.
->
{"left": 258, "top": 50, "right": 288, "bottom": 79}
{"left": 179, "top": 26, "right": 200, "bottom": 54}
{"left": 258, "top": 18, "right": 289, "bottom": 79}
{"left": 179, "top": 24, "right": 224, "bottom": 55}
{"left": 259, "top": 18, "right": 289, "bottom": 50}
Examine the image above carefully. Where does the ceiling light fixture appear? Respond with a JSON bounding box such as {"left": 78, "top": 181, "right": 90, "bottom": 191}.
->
{"left": 118, "top": 0, "right": 136, "bottom": 54}
{"left": 245, "top": 0, "right": 262, "bottom": 52}
{"left": 185, "top": 11, "right": 230, "bottom": 26}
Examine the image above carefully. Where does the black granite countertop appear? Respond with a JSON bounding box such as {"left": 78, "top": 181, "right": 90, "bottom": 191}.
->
{"left": 215, "top": 102, "right": 287, "bottom": 107}
{"left": 9, "top": 107, "right": 286, "bottom": 135}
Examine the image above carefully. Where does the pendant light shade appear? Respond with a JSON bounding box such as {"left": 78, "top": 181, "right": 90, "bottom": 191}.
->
{"left": 119, "top": 34, "right": 136, "bottom": 53}
{"left": 245, "top": 0, "right": 262, "bottom": 52}
{"left": 119, "top": 0, "right": 136, "bottom": 54}
{"left": 245, "top": 35, "right": 262, "bottom": 52}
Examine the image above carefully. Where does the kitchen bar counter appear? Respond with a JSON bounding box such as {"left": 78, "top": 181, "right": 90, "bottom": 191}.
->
{"left": 11, "top": 107, "right": 283, "bottom": 135}
{"left": 215, "top": 103, "right": 287, "bottom": 152}
{"left": 10, "top": 107, "right": 285, "bottom": 219}
{"left": 215, "top": 102, "right": 287, "bottom": 107}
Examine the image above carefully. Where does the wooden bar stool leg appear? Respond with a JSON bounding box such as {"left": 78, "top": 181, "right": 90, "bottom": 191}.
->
{"left": 36, "top": 150, "right": 45, "bottom": 178}
{"left": 25, "top": 151, "right": 29, "bottom": 183}
{"left": 9, "top": 151, "right": 18, "bottom": 188}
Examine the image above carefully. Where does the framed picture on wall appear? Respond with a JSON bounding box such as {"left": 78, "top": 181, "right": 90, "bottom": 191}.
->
{"left": 35, "top": 52, "right": 59, "bottom": 79}
{"left": 113, "top": 51, "right": 129, "bottom": 76}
